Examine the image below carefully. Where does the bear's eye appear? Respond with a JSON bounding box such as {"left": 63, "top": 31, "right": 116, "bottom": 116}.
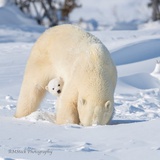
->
{"left": 58, "top": 84, "right": 60, "bottom": 86}
{"left": 52, "top": 88, "right": 54, "bottom": 90}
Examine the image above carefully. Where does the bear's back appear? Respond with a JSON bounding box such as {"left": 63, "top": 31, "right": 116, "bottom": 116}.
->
{"left": 36, "top": 24, "right": 104, "bottom": 56}
{"left": 31, "top": 24, "right": 116, "bottom": 83}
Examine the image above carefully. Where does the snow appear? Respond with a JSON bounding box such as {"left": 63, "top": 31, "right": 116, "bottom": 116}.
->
{"left": 0, "top": 1, "right": 160, "bottom": 160}
{"left": 151, "top": 61, "right": 160, "bottom": 80}
{"left": 0, "top": 4, "right": 37, "bottom": 27}
{"left": 111, "top": 39, "right": 160, "bottom": 65}
{"left": 1, "top": 118, "right": 160, "bottom": 160}
{"left": 71, "top": 0, "right": 151, "bottom": 31}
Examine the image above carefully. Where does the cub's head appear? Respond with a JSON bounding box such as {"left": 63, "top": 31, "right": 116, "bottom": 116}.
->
{"left": 45, "top": 77, "right": 64, "bottom": 97}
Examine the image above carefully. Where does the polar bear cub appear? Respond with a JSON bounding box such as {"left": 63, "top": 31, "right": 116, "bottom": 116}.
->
{"left": 45, "top": 77, "right": 64, "bottom": 97}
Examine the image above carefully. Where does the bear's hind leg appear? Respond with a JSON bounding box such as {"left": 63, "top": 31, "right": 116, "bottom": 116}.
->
{"left": 15, "top": 82, "right": 45, "bottom": 118}
{"left": 15, "top": 63, "right": 51, "bottom": 118}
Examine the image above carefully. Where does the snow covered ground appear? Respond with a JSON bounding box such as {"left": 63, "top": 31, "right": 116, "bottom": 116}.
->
{"left": 0, "top": 1, "right": 160, "bottom": 160}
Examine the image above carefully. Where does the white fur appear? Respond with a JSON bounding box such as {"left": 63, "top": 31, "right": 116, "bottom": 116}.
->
{"left": 45, "top": 78, "right": 64, "bottom": 113}
{"left": 45, "top": 78, "right": 63, "bottom": 97}
{"left": 15, "top": 24, "right": 117, "bottom": 126}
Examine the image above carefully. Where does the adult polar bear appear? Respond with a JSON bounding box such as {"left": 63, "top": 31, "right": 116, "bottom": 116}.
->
{"left": 15, "top": 24, "right": 117, "bottom": 126}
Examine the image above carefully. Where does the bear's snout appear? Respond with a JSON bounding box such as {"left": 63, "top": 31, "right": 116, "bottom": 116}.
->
{"left": 57, "top": 90, "right": 61, "bottom": 94}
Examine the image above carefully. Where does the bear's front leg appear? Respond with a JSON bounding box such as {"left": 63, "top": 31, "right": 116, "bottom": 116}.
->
{"left": 56, "top": 88, "right": 79, "bottom": 125}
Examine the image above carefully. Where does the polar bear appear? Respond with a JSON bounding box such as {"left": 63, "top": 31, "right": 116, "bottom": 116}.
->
{"left": 45, "top": 77, "right": 64, "bottom": 97}
{"left": 45, "top": 78, "right": 64, "bottom": 113}
{"left": 15, "top": 24, "right": 117, "bottom": 126}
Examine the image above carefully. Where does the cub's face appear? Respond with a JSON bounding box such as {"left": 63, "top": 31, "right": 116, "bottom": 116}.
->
{"left": 45, "top": 78, "right": 64, "bottom": 97}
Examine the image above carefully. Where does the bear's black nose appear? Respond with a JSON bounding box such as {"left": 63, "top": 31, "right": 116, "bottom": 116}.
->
{"left": 57, "top": 90, "right": 61, "bottom": 94}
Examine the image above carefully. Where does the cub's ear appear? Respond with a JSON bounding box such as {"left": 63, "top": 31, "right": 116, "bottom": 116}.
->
{"left": 59, "top": 77, "right": 63, "bottom": 82}
{"left": 45, "top": 86, "right": 48, "bottom": 91}
{"left": 79, "top": 98, "right": 87, "bottom": 105}
{"left": 105, "top": 101, "right": 111, "bottom": 110}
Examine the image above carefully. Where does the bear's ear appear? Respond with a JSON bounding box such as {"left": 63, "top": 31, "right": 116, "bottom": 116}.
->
{"left": 79, "top": 98, "right": 87, "bottom": 106}
{"left": 45, "top": 86, "right": 48, "bottom": 91}
{"left": 105, "top": 101, "right": 111, "bottom": 110}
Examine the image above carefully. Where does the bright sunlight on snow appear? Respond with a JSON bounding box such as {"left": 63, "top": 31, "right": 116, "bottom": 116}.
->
{"left": 0, "top": 0, "right": 160, "bottom": 160}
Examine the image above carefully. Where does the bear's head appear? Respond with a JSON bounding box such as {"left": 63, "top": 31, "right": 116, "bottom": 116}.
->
{"left": 76, "top": 65, "right": 115, "bottom": 126}
{"left": 45, "top": 77, "right": 64, "bottom": 97}
{"left": 78, "top": 96, "right": 114, "bottom": 126}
